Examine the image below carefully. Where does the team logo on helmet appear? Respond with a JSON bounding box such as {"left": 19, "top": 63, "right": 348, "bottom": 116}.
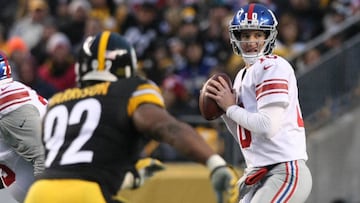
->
{"left": 76, "top": 31, "right": 137, "bottom": 86}
{"left": 0, "top": 52, "right": 12, "bottom": 82}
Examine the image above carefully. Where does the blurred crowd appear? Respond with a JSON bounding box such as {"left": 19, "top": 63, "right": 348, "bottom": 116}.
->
{"left": 1, "top": 0, "right": 359, "bottom": 114}
{"left": 0, "top": 0, "right": 359, "bottom": 163}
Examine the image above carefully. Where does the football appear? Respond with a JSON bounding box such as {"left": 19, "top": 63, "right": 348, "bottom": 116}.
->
{"left": 199, "top": 73, "right": 232, "bottom": 120}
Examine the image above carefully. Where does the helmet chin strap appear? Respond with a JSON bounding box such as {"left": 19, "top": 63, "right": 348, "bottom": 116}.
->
{"left": 232, "top": 42, "right": 264, "bottom": 65}
{"left": 242, "top": 54, "right": 263, "bottom": 65}
{"left": 240, "top": 42, "right": 266, "bottom": 65}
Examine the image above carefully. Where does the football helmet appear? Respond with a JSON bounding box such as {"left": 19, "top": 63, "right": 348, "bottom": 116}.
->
{"left": 229, "top": 3, "right": 278, "bottom": 64}
{"left": 0, "top": 51, "right": 13, "bottom": 85}
{"left": 75, "top": 31, "right": 137, "bottom": 86}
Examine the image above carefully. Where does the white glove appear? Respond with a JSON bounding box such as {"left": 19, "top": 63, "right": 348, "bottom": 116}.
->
{"left": 207, "top": 155, "right": 239, "bottom": 203}
{"left": 121, "top": 158, "right": 165, "bottom": 189}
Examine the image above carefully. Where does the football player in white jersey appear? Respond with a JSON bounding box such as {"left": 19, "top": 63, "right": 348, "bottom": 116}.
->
{"left": 0, "top": 51, "right": 47, "bottom": 202}
{"left": 205, "top": 3, "right": 312, "bottom": 203}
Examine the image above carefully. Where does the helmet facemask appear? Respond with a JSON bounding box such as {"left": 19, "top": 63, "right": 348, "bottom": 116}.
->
{"left": 229, "top": 28, "right": 277, "bottom": 64}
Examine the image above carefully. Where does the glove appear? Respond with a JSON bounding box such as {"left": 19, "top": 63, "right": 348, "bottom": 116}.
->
{"left": 0, "top": 164, "right": 16, "bottom": 189}
{"left": 207, "top": 155, "right": 240, "bottom": 203}
{"left": 223, "top": 165, "right": 240, "bottom": 203}
{"left": 121, "top": 158, "right": 165, "bottom": 190}
{"left": 135, "top": 157, "right": 165, "bottom": 185}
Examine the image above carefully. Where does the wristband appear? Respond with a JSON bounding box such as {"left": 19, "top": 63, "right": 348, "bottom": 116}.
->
{"left": 206, "top": 154, "right": 226, "bottom": 172}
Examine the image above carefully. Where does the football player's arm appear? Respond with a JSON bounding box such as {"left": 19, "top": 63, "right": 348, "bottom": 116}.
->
{"left": 225, "top": 102, "right": 286, "bottom": 139}
{"left": 133, "top": 103, "right": 215, "bottom": 164}
{"left": 221, "top": 115, "right": 238, "bottom": 137}
{"left": 133, "top": 103, "right": 239, "bottom": 201}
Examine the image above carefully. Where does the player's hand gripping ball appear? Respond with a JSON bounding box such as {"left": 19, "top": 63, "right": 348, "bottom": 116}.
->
{"left": 199, "top": 73, "right": 232, "bottom": 120}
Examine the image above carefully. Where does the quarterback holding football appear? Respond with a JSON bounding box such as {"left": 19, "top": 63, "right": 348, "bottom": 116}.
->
{"left": 205, "top": 3, "right": 312, "bottom": 203}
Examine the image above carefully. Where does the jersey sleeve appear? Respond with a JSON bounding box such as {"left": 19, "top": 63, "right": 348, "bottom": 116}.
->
{"left": 255, "top": 56, "right": 293, "bottom": 109}
{"left": 127, "top": 80, "right": 165, "bottom": 116}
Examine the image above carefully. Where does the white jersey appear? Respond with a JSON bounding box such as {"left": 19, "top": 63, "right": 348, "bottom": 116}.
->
{"left": 0, "top": 80, "right": 47, "bottom": 202}
{"left": 0, "top": 80, "right": 47, "bottom": 159}
{"left": 230, "top": 55, "right": 307, "bottom": 168}
{"left": 0, "top": 81, "right": 47, "bottom": 119}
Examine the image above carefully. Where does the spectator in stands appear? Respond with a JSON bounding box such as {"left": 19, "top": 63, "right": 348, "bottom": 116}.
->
{"left": 215, "top": 13, "right": 244, "bottom": 80}
{"left": 30, "top": 17, "right": 58, "bottom": 66}
{"left": 296, "top": 48, "right": 322, "bottom": 75}
{"left": 17, "top": 54, "right": 57, "bottom": 99}
{"left": 120, "top": 1, "right": 161, "bottom": 61}
{"left": 0, "top": 0, "right": 19, "bottom": 35}
{"left": 177, "top": 6, "right": 200, "bottom": 43}
{"left": 9, "top": 0, "right": 49, "bottom": 50}
{"left": 37, "top": 32, "right": 76, "bottom": 92}
{"left": 47, "top": 0, "right": 70, "bottom": 30}
{"left": 5, "top": 36, "right": 29, "bottom": 80}
{"left": 140, "top": 39, "right": 175, "bottom": 84}
{"left": 202, "top": 2, "right": 232, "bottom": 67}
{"left": 161, "top": 74, "right": 195, "bottom": 117}
{"left": 89, "top": 0, "right": 117, "bottom": 31}
{"left": 84, "top": 17, "right": 104, "bottom": 39}
{"left": 159, "top": 5, "right": 182, "bottom": 38}
{"left": 114, "top": 2, "right": 130, "bottom": 33}
{"left": 59, "top": 0, "right": 91, "bottom": 51}
{"left": 274, "top": 12, "right": 305, "bottom": 59}
{"left": 273, "top": 0, "right": 325, "bottom": 41}
{"left": 0, "top": 25, "right": 7, "bottom": 51}
{"left": 176, "top": 39, "right": 215, "bottom": 111}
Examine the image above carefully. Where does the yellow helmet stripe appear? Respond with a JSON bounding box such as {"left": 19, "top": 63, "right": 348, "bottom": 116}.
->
{"left": 97, "top": 31, "right": 111, "bottom": 71}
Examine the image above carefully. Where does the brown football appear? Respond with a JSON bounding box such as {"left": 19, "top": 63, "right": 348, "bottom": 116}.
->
{"left": 199, "top": 73, "right": 232, "bottom": 120}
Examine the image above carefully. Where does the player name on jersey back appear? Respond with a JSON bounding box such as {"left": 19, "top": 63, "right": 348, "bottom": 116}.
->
{"left": 48, "top": 82, "right": 111, "bottom": 107}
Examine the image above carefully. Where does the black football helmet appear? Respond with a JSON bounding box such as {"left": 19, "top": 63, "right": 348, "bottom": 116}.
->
{"left": 75, "top": 31, "right": 137, "bottom": 86}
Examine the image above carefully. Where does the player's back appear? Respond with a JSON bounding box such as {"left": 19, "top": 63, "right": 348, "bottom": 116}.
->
{"left": 40, "top": 76, "right": 164, "bottom": 194}
{"left": 0, "top": 81, "right": 47, "bottom": 118}
{"left": 0, "top": 80, "right": 47, "bottom": 157}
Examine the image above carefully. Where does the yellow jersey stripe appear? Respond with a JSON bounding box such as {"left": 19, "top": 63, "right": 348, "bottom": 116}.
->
{"left": 127, "top": 84, "right": 165, "bottom": 116}
{"left": 136, "top": 83, "right": 161, "bottom": 93}
{"left": 97, "top": 31, "right": 111, "bottom": 71}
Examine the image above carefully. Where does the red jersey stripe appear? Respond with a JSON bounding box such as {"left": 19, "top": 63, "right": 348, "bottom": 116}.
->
{"left": 255, "top": 79, "right": 288, "bottom": 88}
{"left": 0, "top": 91, "right": 30, "bottom": 105}
{"left": 0, "top": 98, "right": 31, "bottom": 112}
{"left": 256, "top": 90, "right": 288, "bottom": 101}
{"left": 256, "top": 83, "right": 288, "bottom": 97}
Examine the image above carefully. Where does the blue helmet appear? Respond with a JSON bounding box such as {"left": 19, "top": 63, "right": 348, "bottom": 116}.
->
{"left": 229, "top": 3, "right": 278, "bottom": 64}
{"left": 0, "top": 52, "right": 12, "bottom": 83}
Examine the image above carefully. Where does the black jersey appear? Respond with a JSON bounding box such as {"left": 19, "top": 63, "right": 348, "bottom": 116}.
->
{"left": 39, "top": 76, "right": 165, "bottom": 194}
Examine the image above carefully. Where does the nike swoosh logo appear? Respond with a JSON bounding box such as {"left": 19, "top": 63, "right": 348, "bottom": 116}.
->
{"left": 264, "top": 65, "right": 273, "bottom": 70}
{"left": 1, "top": 86, "right": 9, "bottom": 91}
{"left": 19, "top": 119, "right": 26, "bottom": 128}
